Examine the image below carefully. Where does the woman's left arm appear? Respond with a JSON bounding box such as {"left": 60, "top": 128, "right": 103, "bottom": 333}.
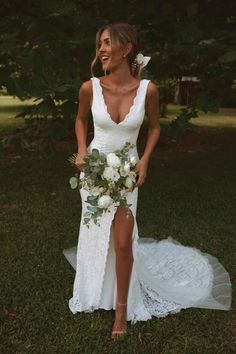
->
{"left": 135, "top": 82, "right": 160, "bottom": 187}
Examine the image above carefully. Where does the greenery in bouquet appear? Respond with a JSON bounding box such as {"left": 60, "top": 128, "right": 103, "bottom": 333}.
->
{"left": 68, "top": 142, "right": 138, "bottom": 227}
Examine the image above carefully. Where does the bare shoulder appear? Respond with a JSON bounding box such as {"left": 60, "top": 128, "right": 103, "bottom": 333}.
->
{"left": 146, "top": 81, "right": 159, "bottom": 97}
{"left": 79, "top": 79, "right": 92, "bottom": 96}
{"left": 79, "top": 80, "right": 93, "bottom": 105}
{"left": 145, "top": 81, "right": 159, "bottom": 110}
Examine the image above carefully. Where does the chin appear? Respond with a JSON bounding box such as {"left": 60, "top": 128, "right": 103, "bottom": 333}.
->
{"left": 103, "top": 66, "right": 110, "bottom": 73}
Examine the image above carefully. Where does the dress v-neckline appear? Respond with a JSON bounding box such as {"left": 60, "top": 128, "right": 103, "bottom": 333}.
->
{"left": 96, "top": 77, "right": 143, "bottom": 126}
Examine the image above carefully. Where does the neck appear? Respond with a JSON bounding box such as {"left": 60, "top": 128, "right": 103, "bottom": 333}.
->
{"left": 107, "top": 63, "right": 135, "bottom": 85}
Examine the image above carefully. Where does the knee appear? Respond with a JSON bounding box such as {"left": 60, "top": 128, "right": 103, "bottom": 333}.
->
{"left": 115, "top": 241, "right": 133, "bottom": 256}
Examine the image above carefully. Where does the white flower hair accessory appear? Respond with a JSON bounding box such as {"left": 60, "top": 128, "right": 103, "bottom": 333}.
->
{"left": 135, "top": 52, "right": 151, "bottom": 68}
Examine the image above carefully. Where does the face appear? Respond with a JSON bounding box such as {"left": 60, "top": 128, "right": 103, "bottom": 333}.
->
{"left": 98, "top": 29, "right": 131, "bottom": 72}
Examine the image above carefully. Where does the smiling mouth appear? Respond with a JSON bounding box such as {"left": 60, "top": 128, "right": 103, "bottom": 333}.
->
{"left": 101, "top": 56, "right": 109, "bottom": 63}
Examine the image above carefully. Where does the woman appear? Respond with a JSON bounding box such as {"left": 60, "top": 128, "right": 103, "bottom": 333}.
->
{"left": 63, "top": 22, "right": 232, "bottom": 340}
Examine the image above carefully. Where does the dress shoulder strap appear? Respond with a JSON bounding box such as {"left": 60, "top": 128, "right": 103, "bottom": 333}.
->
{"left": 141, "top": 79, "right": 151, "bottom": 94}
{"left": 137, "top": 79, "right": 151, "bottom": 107}
{"left": 90, "top": 77, "right": 100, "bottom": 106}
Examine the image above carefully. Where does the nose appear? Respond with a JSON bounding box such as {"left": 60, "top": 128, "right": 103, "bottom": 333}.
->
{"left": 99, "top": 41, "right": 106, "bottom": 53}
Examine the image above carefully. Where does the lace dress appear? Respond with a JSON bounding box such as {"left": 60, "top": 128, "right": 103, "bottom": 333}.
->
{"left": 63, "top": 77, "right": 232, "bottom": 324}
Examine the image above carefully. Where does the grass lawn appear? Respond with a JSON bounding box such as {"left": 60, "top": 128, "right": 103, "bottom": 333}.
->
{"left": 161, "top": 104, "right": 236, "bottom": 128}
{"left": 0, "top": 96, "right": 35, "bottom": 132}
{"left": 1, "top": 97, "right": 236, "bottom": 133}
{"left": 0, "top": 98, "right": 235, "bottom": 353}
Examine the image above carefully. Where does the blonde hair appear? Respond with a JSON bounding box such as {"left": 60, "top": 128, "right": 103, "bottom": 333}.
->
{"left": 91, "top": 22, "right": 143, "bottom": 78}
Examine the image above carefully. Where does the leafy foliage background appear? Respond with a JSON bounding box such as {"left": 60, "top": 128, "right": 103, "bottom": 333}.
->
{"left": 0, "top": 0, "right": 235, "bottom": 152}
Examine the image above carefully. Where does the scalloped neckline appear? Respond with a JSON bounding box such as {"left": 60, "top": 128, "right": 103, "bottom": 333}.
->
{"left": 96, "top": 77, "right": 143, "bottom": 126}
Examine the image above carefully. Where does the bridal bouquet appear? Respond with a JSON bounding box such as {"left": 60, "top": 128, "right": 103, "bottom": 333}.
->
{"left": 68, "top": 142, "right": 137, "bottom": 227}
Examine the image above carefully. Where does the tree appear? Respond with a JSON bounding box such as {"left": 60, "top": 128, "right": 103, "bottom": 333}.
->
{"left": 1, "top": 0, "right": 235, "bottom": 151}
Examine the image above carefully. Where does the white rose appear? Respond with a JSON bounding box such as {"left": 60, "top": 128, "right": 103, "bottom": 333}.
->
{"left": 124, "top": 162, "right": 130, "bottom": 174}
{"left": 113, "top": 170, "right": 120, "bottom": 181}
{"left": 98, "top": 195, "right": 114, "bottom": 208}
{"left": 106, "top": 153, "right": 121, "bottom": 168}
{"left": 102, "top": 166, "right": 120, "bottom": 181}
{"left": 69, "top": 177, "right": 78, "bottom": 189}
{"left": 129, "top": 155, "right": 137, "bottom": 166}
{"left": 124, "top": 176, "right": 133, "bottom": 189}
{"left": 102, "top": 166, "right": 113, "bottom": 180}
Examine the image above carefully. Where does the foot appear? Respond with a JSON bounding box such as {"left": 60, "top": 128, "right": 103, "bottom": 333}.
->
{"left": 111, "top": 302, "right": 128, "bottom": 340}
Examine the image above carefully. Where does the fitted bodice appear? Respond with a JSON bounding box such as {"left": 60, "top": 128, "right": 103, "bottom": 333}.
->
{"left": 88, "top": 77, "right": 151, "bottom": 158}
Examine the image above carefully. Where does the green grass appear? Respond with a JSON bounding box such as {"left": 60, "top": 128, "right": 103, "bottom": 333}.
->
{"left": 0, "top": 98, "right": 235, "bottom": 353}
{"left": 0, "top": 96, "right": 35, "bottom": 132}
{"left": 162, "top": 104, "right": 236, "bottom": 128}
{"left": 1, "top": 97, "right": 236, "bottom": 134}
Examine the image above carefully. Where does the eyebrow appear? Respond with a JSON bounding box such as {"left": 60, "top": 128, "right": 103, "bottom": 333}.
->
{"left": 98, "top": 37, "right": 110, "bottom": 43}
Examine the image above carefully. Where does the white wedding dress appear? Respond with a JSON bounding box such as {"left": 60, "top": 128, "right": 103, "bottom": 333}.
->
{"left": 63, "top": 76, "right": 232, "bottom": 324}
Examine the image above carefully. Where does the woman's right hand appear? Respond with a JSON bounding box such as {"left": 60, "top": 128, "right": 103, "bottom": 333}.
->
{"left": 75, "top": 150, "right": 89, "bottom": 171}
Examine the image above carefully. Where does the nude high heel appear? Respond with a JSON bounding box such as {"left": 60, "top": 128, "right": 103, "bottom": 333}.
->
{"left": 111, "top": 302, "right": 128, "bottom": 340}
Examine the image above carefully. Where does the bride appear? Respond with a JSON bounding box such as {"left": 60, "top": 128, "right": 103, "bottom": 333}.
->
{"left": 63, "top": 22, "right": 232, "bottom": 340}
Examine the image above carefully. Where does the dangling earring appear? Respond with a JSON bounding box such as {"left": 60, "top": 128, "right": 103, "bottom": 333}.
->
{"left": 104, "top": 69, "right": 107, "bottom": 76}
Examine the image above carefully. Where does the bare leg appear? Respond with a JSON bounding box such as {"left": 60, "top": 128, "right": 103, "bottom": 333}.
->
{"left": 111, "top": 206, "right": 134, "bottom": 339}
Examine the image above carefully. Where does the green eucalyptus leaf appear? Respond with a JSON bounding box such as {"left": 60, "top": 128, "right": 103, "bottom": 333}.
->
{"left": 87, "top": 206, "right": 98, "bottom": 213}
{"left": 91, "top": 149, "right": 100, "bottom": 159}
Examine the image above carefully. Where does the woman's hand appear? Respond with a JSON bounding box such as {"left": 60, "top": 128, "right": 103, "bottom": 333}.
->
{"left": 134, "top": 157, "right": 149, "bottom": 187}
{"left": 75, "top": 150, "right": 89, "bottom": 172}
